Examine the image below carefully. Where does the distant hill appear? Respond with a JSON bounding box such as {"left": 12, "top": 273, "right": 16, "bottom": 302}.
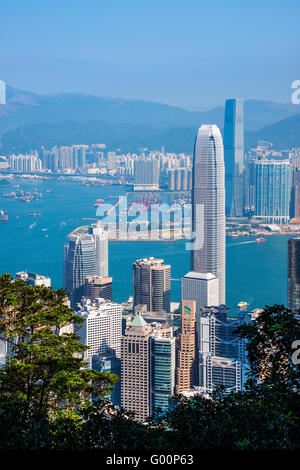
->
{"left": 1, "top": 112, "right": 299, "bottom": 155}
{"left": 1, "top": 86, "right": 300, "bottom": 136}
{"left": 245, "top": 114, "right": 300, "bottom": 150}
{"left": 0, "top": 85, "right": 300, "bottom": 154}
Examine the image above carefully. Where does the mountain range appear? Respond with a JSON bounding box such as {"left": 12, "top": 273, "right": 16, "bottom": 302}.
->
{"left": 0, "top": 85, "right": 300, "bottom": 154}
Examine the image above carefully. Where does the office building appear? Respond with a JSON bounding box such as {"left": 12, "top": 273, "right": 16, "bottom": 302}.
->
{"left": 63, "top": 223, "right": 108, "bottom": 306}
{"left": 76, "top": 297, "right": 122, "bottom": 359}
{"left": 191, "top": 125, "right": 226, "bottom": 304}
{"left": 92, "top": 349, "right": 121, "bottom": 408}
{"left": 253, "top": 160, "right": 290, "bottom": 224}
{"left": 133, "top": 257, "right": 171, "bottom": 313}
{"left": 288, "top": 238, "right": 300, "bottom": 311}
{"left": 224, "top": 99, "right": 244, "bottom": 217}
{"left": 15, "top": 271, "right": 51, "bottom": 287}
{"left": 84, "top": 276, "right": 112, "bottom": 301}
{"left": 151, "top": 330, "right": 176, "bottom": 413}
{"left": 176, "top": 300, "right": 196, "bottom": 393}
{"left": 199, "top": 355, "right": 244, "bottom": 393}
{"left": 121, "top": 313, "right": 154, "bottom": 422}
{"left": 197, "top": 306, "right": 249, "bottom": 393}
{"left": 182, "top": 271, "right": 219, "bottom": 314}
{"left": 63, "top": 233, "right": 96, "bottom": 306}
{"left": 87, "top": 223, "right": 108, "bottom": 277}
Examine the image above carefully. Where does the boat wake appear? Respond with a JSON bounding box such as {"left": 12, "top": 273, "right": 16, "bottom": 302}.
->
{"left": 227, "top": 240, "right": 257, "bottom": 247}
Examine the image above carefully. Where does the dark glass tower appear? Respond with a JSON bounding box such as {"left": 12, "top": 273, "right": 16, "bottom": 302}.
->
{"left": 224, "top": 98, "right": 244, "bottom": 217}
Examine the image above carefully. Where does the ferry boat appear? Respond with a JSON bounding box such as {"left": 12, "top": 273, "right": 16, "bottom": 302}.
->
{"left": 0, "top": 210, "right": 8, "bottom": 222}
{"left": 237, "top": 301, "right": 248, "bottom": 309}
{"left": 256, "top": 237, "right": 267, "bottom": 243}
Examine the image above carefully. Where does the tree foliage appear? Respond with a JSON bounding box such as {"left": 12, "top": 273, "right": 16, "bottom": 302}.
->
{"left": 0, "top": 277, "right": 299, "bottom": 451}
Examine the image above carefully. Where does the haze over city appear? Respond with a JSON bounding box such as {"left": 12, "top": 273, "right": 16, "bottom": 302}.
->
{"left": 1, "top": 0, "right": 300, "bottom": 109}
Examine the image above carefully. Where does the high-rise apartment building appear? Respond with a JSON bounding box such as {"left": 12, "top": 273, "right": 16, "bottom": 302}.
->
{"left": 288, "top": 238, "right": 300, "bottom": 311}
{"left": 121, "top": 314, "right": 154, "bottom": 422}
{"left": 76, "top": 297, "right": 123, "bottom": 359}
{"left": 191, "top": 125, "right": 226, "bottom": 304}
{"left": 176, "top": 300, "right": 196, "bottom": 393}
{"left": 63, "top": 223, "right": 108, "bottom": 306}
{"left": 9, "top": 154, "right": 42, "bottom": 172}
{"left": 224, "top": 98, "right": 244, "bottom": 217}
{"left": 133, "top": 257, "right": 171, "bottom": 313}
{"left": 291, "top": 170, "right": 300, "bottom": 219}
{"left": 134, "top": 159, "right": 160, "bottom": 190}
{"left": 253, "top": 160, "right": 290, "bottom": 224}
{"left": 83, "top": 276, "right": 112, "bottom": 301}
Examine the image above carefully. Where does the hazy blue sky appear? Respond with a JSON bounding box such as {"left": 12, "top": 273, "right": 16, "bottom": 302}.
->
{"left": 0, "top": 0, "right": 299, "bottom": 109}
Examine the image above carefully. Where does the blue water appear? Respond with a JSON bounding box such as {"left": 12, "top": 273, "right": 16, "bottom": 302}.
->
{"left": 0, "top": 178, "right": 293, "bottom": 314}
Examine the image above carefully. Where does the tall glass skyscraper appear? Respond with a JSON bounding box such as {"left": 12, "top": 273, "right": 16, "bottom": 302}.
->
{"left": 224, "top": 98, "right": 244, "bottom": 217}
{"left": 191, "top": 125, "right": 226, "bottom": 304}
{"left": 63, "top": 222, "right": 109, "bottom": 306}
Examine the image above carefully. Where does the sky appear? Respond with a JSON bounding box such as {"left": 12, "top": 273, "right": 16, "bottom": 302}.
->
{"left": 0, "top": 0, "right": 299, "bottom": 110}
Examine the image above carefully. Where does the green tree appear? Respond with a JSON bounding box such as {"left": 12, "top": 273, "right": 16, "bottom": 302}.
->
{"left": 236, "top": 304, "right": 300, "bottom": 388}
{"left": 0, "top": 273, "right": 119, "bottom": 449}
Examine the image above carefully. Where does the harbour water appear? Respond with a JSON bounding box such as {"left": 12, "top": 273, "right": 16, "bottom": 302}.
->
{"left": 0, "top": 177, "right": 294, "bottom": 313}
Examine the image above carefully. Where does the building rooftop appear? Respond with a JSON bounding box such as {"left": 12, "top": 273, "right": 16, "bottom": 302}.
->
{"left": 183, "top": 271, "right": 216, "bottom": 280}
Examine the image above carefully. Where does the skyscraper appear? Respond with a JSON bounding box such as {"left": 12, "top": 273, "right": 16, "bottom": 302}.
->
{"left": 288, "top": 238, "right": 300, "bottom": 311}
{"left": 176, "top": 300, "right": 196, "bottom": 393}
{"left": 133, "top": 257, "right": 171, "bottom": 313}
{"left": 121, "top": 314, "right": 154, "bottom": 422}
{"left": 151, "top": 330, "right": 176, "bottom": 413}
{"left": 63, "top": 233, "right": 96, "bottom": 306}
{"left": 181, "top": 271, "right": 219, "bottom": 314}
{"left": 253, "top": 160, "right": 290, "bottom": 224}
{"left": 134, "top": 159, "right": 160, "bottom": 190}
{"left": 76, "top": 297, "right": 123, "bottom": 358}
{"left": 224, "top": 99, "right": 244, "bottom": 217}
{"left": 83, "top": 276, "right": 112, "bottom": 301}
{"left": 197, "top": 306, "right": 249, "bottom": 393}
{"left": 63, "top": 222, "right": 108, "bottom": 306}
{"left": 87, "top": 223, "right": 108, "bottom": 277}
{"left": 191, "top": 125, "right": 226, "bottom": 304}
